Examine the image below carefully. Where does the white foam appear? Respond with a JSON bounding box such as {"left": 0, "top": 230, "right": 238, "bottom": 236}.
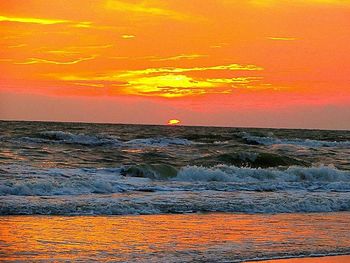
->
{"left": 176, "top": 165, "right": 350, "bottom": 183}
{"left": 242, "top": 132, "right": 350, "bottom": 148}
{"left": 0, "top": 166, "right": 126, "bottom": 196}
{"left": 1, "top": 189, "right": 350, "bottom": 215}
{"left": 1, "top": 164, "right": 350, "bottom": 215}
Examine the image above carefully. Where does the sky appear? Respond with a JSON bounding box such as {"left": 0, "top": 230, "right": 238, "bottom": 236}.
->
{"left": 0, "top": 0, "right": 349, "bottom": 129}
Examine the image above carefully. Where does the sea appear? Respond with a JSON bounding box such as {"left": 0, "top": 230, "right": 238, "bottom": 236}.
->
{"left": 1, "top": 120, "right": 350, "bottom": 262}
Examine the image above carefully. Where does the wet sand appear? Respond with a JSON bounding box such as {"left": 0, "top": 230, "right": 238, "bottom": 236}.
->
{"left": 251, "top": 255, "right": 350, "bottom": 263}
{"left": 1, "top": 213, "right": 349, "bottom": 262}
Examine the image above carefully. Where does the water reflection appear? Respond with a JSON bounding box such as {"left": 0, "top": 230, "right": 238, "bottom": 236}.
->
{"left": 1, "top": 213, "right": 350, "bottom": 262}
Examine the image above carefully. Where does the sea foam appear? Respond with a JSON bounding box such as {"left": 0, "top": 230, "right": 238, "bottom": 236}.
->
{"left": 241, "top": 132, "right": 350, "bottom": 148}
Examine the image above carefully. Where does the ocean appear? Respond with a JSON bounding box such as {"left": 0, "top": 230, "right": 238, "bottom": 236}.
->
{"left": 1, "top": 121, "right": 350, "bottom": 262}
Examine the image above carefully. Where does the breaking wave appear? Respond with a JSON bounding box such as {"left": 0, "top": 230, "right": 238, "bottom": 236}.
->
{"left": 2, "top": 164, "right": 349, "bottom": 197}
{"left": 175, "top": 165, "right": 350, "bottom": 183}
{"left": 1, "top": 190, "right": 350, "bottom": 215}
{"left": 242, "top": 133, "right": 350, "bottom": 148}
{"left": 1, "top": 164, "right": 350, "bottom": 215}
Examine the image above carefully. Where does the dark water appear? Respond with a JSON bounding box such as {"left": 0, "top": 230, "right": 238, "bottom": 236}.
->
{"left": 0, "top": 120, "right": 350, "bottom": 215}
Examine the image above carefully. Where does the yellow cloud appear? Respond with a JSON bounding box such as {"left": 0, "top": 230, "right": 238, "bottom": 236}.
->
{"left": 0, "top": 15, "right": 69, "bottom": 25}
{"left": 15, "top": 56, "right": 96, "bottom": 65}
{"left": 115, "top": 74, "right": 215, "bottom": 97}
{"left": 73, "top": 82, "right": 105, "bottom": 88}
{"left": 118, "top": 64, "right": 263, "bottom": 78}
{"left": 121, "top": 35, "right": 136, "bottom": 39}
{"left": 8, "top": 44, "right": 27, "bottom": 48}
{"left": 268, "top": 37, "right": 297, "bottom": 41}
{"left": 56, "top": 63, "right": 264, "bottom": 97}
{"left": 150, "top": 54, "right": 207, "bottom": 61}
{"left": 0, "top": 15, "right": 92, "bottom": 28}
{"left": 60, "top": 63, "right": 262, "bottom": 81}
{"left": 248, "top": 0, "right": 350, "bottom": 6}
{"left": 73, "top": 22, "right": 93, "bottom": 28}
{"left": 207, "top": 77, "right": 262, "bottom": 84}
{"left": 106, "top": 0, "right": 188, "bottom": 20}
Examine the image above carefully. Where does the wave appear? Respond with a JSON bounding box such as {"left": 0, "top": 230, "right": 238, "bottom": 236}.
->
{"left": 21, "top": 131, "right": 121, "bottom": 146}
{"left": 126, "top": 137, "right": 193, "bottom": 147}
{"left": 0, "top": 164, "right": 350, "bottom": 196}
{"left": 241, "top": 132, "right": 350, "bottom": 148}
{"left": 1, "top": 164, "right": 350, "bottom": 215}
{"left": 175, "top": 165, "right": 350, "bottom": 183}
{"left": 193, "top": 151, "right": 309, "bottom": 168}
{"left": 0, "top": 167, "right": 126, "bottom": 196}
{"left": 1, "top": 189, "right": 350, "bottom": 215}
{"left": 17, "top": 131, "right": 193, "bottom": 147}
{"left": 2, "top": 164, "right": 348, "bottom": 197}
{"left": 120, "top": 164, "right": 350, "bottom": 184}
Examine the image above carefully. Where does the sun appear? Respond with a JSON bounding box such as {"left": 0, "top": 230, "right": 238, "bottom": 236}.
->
{"left": 167, "top": 119, "right": 181, "bottom": 125}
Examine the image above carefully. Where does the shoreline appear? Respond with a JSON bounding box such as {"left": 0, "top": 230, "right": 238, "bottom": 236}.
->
{"left": 1, "top": 213, "right": 349, "bottom": 262}
{"left": 248, "top": 255, "right": 350, "bottom": 263}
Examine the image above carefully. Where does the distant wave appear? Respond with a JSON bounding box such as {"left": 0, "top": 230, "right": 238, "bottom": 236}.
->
{"left": 17, "top": 130, "right": 193, "bottom": 147}
{"left": 126, "top": 137, "right": 193, "bottom": 147}
{"left": 241, "top": 132, "right": 350, "bottom": 147}
{"left": 21, "top": 131, "right": 120, "bottom": 146}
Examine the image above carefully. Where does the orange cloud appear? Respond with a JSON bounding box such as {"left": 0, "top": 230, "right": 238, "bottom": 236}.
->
{"left": 150, "top": 54, "right": 208, "bottom": 61}
{"left": 106, "top": 0, "right": 189, "bottom": 20}
{"left": 14, "top": 56, "right": 96, "bottom": 65}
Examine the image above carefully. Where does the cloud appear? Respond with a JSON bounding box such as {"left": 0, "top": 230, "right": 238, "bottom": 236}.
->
{"left": 73, "top": 82, "right": 105, "bottom": 88}
{"left": 57, "top": 63, "right": 265, "bottom": 97}
{"left": 248, "top": 0, "right": 350, "bottom": 7}
{"left": 0, "top": 15, "right": 69, "bottom": 25}
{"left": 8, "top": 44, "right": 27, "bottom": 48}
{"left": 106, "top": 0, "right": 189, "bottom": 20}
{"left": 117, "top": 63, "right": 263, "bottom": 78}
{"left": 120, "top": 74, "right": 215, "bottom": 97}
{"left": 268, "top": 37, "right": 297, "bottom": 41}
{"left": 0, "top": 15, "right": 92, "bottom": 28}
{"left": 60, "top": 63, "right": 262, "bottom": 80}
{"left": 207, "top": 77, "right": 263, "bottom": 84}
{"left": 121, "top": 35, "right": 136, "bottom": 39}
{"left": 150, "top": 54, "right": 208, "bottom": 61}
{"left": 15, "top": 56, "right": 96, "bottom": 65}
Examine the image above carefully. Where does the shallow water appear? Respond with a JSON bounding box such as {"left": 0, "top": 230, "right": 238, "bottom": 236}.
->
{"left": 1, "top": 213, "right": 350, "bottom": 262}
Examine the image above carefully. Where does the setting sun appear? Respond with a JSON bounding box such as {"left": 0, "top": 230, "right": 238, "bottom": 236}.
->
{"left": 167, "top": 119, "right": 181, "bottom": 125}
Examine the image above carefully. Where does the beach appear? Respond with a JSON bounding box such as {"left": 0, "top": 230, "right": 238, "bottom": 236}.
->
{"left": 1, "top": 213, "right": 349, "bottom": 262}
{"left": 251, "top": 255, "right": 350, "bottom": 263}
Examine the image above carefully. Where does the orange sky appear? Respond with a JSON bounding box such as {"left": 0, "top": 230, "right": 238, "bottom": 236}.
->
{"left": 0, "top": 0, "right": 349, "bottom": 129}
